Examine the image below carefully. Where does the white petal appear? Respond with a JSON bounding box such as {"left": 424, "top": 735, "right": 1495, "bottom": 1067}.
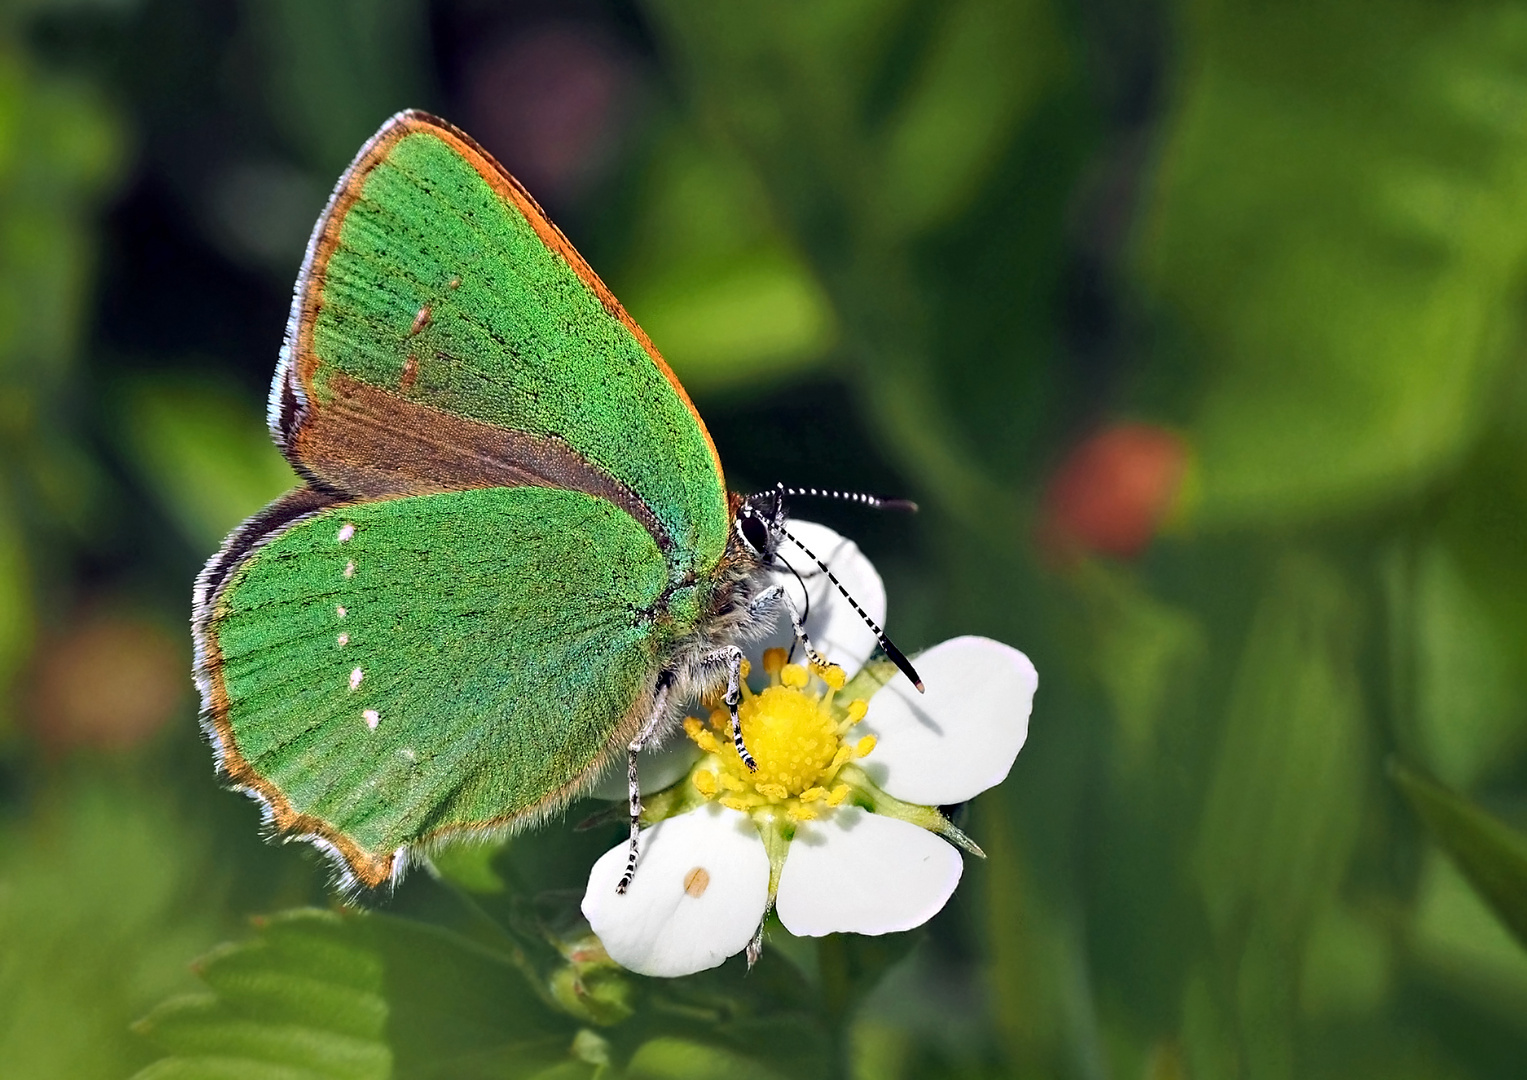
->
{"left": 775, "top": 807, "right": 962, "bottom": 936}
{"left": 858, "top": 636, "right": 1036, "bottom": 805}
{"left": 585, "top": 737, "right": 701, "bottom": 801}
{"left": 582, "top": 804, "right": 769, "bottom": 977}
{"left": 757, "top": 519, "right": 886, "bottom": 672}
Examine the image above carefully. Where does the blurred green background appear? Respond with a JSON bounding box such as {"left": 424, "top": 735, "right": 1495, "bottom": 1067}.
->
{"left": 4, "top": 0, "right": 1527, "bottom": 1077}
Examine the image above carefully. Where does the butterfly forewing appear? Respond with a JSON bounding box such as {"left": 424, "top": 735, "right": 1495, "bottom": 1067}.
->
{"left": 277, "top": 111, "right": 729, "bottom": 577}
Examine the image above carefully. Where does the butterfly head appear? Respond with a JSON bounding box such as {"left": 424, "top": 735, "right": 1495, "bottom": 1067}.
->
{"left": 733, "top": 488, "right": 788, "bottom": 561}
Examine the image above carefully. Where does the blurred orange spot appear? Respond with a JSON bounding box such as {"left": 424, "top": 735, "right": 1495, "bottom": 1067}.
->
{"left": 27, "top": 610, "right": 185, "bottom": 753}
{"left": 1040, "top": 423, "right": 1188, "bottom": 559}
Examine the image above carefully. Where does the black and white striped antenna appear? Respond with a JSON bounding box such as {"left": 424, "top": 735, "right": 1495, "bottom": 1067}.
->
{"left": 778, "top": 523, "right": 924, "bottom": 693}
{"left": 777, "top": 483, "right": 918, "bottom": 514}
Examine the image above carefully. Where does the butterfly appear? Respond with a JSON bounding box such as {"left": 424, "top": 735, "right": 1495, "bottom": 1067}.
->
{"left": 192, "top": 111, "right": 920, "bottom": 892}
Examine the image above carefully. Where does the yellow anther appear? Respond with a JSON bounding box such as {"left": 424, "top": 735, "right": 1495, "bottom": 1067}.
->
{"left": 686, "top": 716, "right": 723, "bottom": 753}
{"left": 830, "top": 745, "right": 852, "bottom": 770}
{"left": 799, "top": 786, "right": 828, "bottom": 803}
{"left": 854, "top": 735, "right": 877, "bottom": 758}
{"left": 827, "top": 784, "right": 850, "bottom": 806}
{"left": 846, "top": 700, "right": 868, "bottom": 723}
{"left": 780, "top": 663, "right": 809, "bottom": 689}
{"left": 762, "top": 648, "right": 787, "bottom": 678}
{"left": 719, "top": 772, "right": 746, "bottom": 792}
{"left": 756, "top": 781, "right": 789, "bottom": 801}
{"left": 818, "top": 664, "right": 846, "bottom": 691}
{"left": 739, "top": 657, "right": 751, "bottom": 679}
{"left": 720, "top": 796, "right": 752, "bottom": 812}
{"left": 692, "top": 771, "right": 719, "bottom": 796}
{"left": 787, "top": 804, "right": 819, "bottom": 822}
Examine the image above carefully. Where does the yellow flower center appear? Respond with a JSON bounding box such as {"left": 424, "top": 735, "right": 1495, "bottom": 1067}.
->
{"left": 730, "top": 684, "right": 838, "bottom": 795}
{"left": 684, "top": 649, "right": 874, "bottom": 822}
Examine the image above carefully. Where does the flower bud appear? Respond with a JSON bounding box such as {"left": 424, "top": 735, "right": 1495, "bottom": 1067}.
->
{"left": 1039, "top": 423, "right": 1189, "bottom": 559}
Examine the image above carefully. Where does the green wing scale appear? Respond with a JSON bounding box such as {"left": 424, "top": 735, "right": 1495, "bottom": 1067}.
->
{"left": 194, "top": 111, "right": 733, "bottom": 888}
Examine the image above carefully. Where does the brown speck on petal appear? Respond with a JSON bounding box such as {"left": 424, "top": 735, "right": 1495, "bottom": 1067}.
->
{"left": 409, "top": 304, "right": 432, "bottom": 336}
{"left": 683, "top": 866, "right": 710, "bottom": 898}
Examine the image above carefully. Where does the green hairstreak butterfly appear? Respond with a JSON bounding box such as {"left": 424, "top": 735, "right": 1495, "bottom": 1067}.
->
{"left": 192, "top": 110, "right": 921, "bottom": 891}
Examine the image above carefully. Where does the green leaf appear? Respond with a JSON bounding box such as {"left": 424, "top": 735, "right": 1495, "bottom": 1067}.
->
{"left": 1391, "top": 762, "right": 1527, "bottom": 953}
{"left": 1409, "top": 543, "right": 1525, "bottom": 788}
{"left": 0, "top": 765, "right": 221, "bottom": 1080}
{"left": 875, "top": 0, "right": 1068, "bottom": 236}
{"left": 1073, "top": 561, "right": 1204, "bottom": 762}
{"left": 1194, "top": 555, "right": 1367, "bottom": 936}
{"left": 132, "top": 905, "right": 582, "bottom": 1080}
{"left": 132, "top": 910, "right": 391, "bottom": 1080}
{"left": 627, "top": 1037, "right": 786, "bottom": 1080}
{"left": 1138, "top": 0, "right": 1527, "bottom": 525}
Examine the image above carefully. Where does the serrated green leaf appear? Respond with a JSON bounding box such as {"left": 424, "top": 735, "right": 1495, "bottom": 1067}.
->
{"left": 132, "top": 910, "right": 391, "bottom": 1080}
{"left": 133, "top": 906, "right": 585, "bottom": 1080}
{"left": 1392, "top": 762, "right": 1527, "bottom": 953}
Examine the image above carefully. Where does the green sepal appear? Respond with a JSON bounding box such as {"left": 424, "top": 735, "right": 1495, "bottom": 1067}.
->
{"left": 838, "top": 655, "right": 899, "bottom": 705}
{"left": 836, "top": 763, "right": 986, "bottom": 858}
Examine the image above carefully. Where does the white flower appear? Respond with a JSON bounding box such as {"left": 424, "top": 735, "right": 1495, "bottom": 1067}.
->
{"left": 582, "top": 523, "right": 1037, "bottom": 978}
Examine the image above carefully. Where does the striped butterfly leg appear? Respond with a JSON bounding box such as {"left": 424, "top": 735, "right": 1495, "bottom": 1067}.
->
{"left": 750, "top": 581, "right": 831, "bottom": 670}
{"left": 616, "top": 674, "right": 672, "bottom": 895}
{"left": 612, "top": 645, "right": 753, "bottom": 894}
{"left": 611, "top": 583, "right": 828, "bottom": 894}
{"left": 612, "top": 632, "right": 763, "bottom": 894}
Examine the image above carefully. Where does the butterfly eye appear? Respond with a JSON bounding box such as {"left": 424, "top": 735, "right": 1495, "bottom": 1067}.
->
{"left": 737, "top": 511, "right": 770, "bottom": 554}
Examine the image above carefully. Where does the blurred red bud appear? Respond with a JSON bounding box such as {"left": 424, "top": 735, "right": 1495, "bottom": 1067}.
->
{"left": 1039, "top": 423, "right": 1188, "bottom": 559}
{"left": 26, "top": 609, "right": 186, "bottom": 753}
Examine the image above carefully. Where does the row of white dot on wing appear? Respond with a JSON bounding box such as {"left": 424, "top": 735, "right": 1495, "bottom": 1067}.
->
{"left": 337, "top": 522, "right": 377, "bottom": 731}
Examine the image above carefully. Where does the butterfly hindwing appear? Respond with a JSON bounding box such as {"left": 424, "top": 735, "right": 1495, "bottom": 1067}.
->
{"left": 198, "top": 486, "right": 670, "bottom": 888}
{"left": 274, "top": 110, "right": 729, "bottom": 579}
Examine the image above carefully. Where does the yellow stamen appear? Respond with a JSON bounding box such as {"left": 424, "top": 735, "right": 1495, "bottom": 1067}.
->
{"left": 780, "top": 663, "right": 810, "bottom": 689}
{"left": 812, "top": 659, "right": 849, "bottom": 693}
{"left": 682, "top": 653, "right": 881, "bottom": 826}
{"left": 685, "top": 717, "right": 722, "bottom": 754}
